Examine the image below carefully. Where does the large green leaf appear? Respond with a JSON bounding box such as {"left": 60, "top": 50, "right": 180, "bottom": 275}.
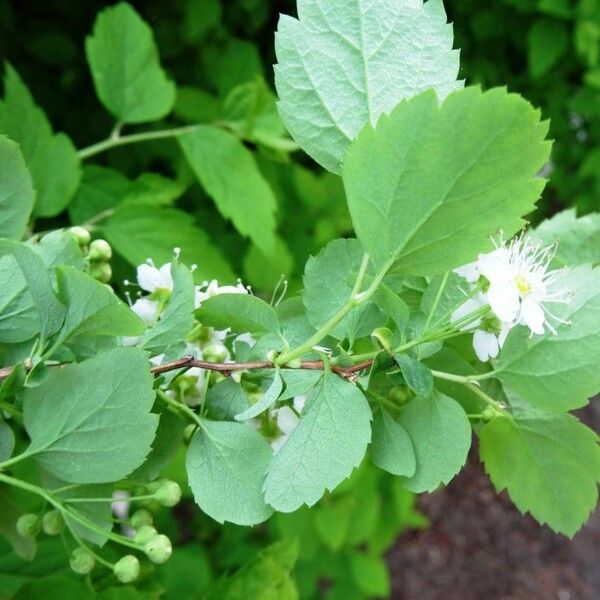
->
{"left": 186, "top": 420, "right": 273, "bottom": 525}
{"left": 196, "top": 294, "right": 281, "bottom": 336}
{"left": 179, "top": 126, "right": 278, "bottom": 256}
{"left": 102, "top": 204, "right": 235, "bottom": 283}
{"left": 140, "top": 261, "right": 195, "bottom": 353}
{"left": 480, "top": 413, "right": 600, "bottom": 537}
{"left": 52, "top": 266, "right": 144, "bottom": 350}
{"left": 0, "top": 65, "right": 80, "bottom": 217}
{"left": 85, "top": 2, "right": 175, "bottom": 123}
{"left": 398, "top": 391, "right": 471, "bottom": 492}
{"left": 0, "top": 136, "right": 34, "bottom": 240}
{"left": 303, "top": 238, "right": 385, "bottom": 342}
{"left": 497, "top": 265, "right": 600, "bottom": 412}
{"left": 23, "top": 347, "right": 158, "bottom": 483}
{"left": 264, "top": 374, "right": 371, "bottom": 512}
{"left": 275, "top": 0, "right": 462, "bottom": 173}
{"left": 343, "top": 87, "right": 551, "bottom": 275}
{"left": 532, "top": 208, "right": 600, "bottom": 267}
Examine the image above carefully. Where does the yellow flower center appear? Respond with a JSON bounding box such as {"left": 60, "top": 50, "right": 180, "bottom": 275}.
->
{"left": 515, "top": 274, "right": 532, "bottom": 296}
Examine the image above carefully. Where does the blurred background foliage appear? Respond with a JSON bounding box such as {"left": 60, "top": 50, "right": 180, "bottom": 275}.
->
{"left": 1, "top": 0, "right": 598, "bottom": 598}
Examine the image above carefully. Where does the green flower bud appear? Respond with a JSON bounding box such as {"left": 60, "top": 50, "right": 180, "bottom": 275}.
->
{"left": 130, "top": 509, "right": 153, "bottom": 529}
{"left": 144, "top": 534, "right": 172, "bottom": 564}
{"left": 42, "top": 510, "right": 63, "bottom": 536}
{"left": 202, "top": 343, "right": 228, "bottom": 363}
{"left": 134, "top": 525, "right": 157, "bottom": 545}
{"left": 16, "top": 513, "right": 41, "bottom": 537}
{"left": 89, "top": 262, "right": 112, "bottom": 283}
{"left": 183, "top": 423, "right": 197, "bottom": 441}
{"left": 113, "top": 554, "right": 140, "bottom": 583}
{"left": 482, "top": 406, "right": 497, "bottom": 422}
{"left": 69, "top": 226, "right": 91, "bottom": 248}
{"left": 88, "top": 239, "right": 112, "bottom": 262}
{"left": 154, "top": 480, "right": 181, "bottom": 507}
{"left": 70, "top": 548, "right": 95, "bottom": 575}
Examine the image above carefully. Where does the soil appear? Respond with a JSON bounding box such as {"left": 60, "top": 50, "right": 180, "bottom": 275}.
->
{"left": 387, "top": 403, "right": 600, "bottom": 600}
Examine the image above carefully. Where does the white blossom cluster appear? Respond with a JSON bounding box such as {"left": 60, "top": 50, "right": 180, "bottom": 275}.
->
{"left": 453, "top": 235, "right": 570, "bottom": 362}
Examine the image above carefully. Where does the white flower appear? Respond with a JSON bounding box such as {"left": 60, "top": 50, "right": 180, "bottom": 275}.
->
{"left": 270, "top": 406, "right": 300, "bottom": 454}
{"left": 477, "top": 235, "right": 568, "bottom": 335}
{"left": 194, "top": 279, "right": 248, "bottom": 308}
{"left": 137, "top": 260, "right": 173, "bottom": 293}
{"left": 472, "top": 324, "right": 511, "bottom": 362}
{"left": 131, "top": 298, "right": 160, "bottom": 326}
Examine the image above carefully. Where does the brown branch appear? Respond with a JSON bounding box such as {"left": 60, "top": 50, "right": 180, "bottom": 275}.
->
{"left": 0, "top": 357, "right": 374, "bottom": 383}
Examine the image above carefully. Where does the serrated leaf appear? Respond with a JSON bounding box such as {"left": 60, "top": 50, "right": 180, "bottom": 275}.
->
{"left": 53, "top": 266, "right": 144, "bottom": 350}
{"left": 196, "top": 294, "right": 281, "bottom": 336}
{"left": 264, "top": 374, "right": 371, "bottom": 512}
{"left": 497, "top": 265, "right": 600, "bottom": 412}
{"left": 206, "top": 378, "right": 250, "bottom": 421}
{"left": 140, "top": 261, "right": 195, "bottom": 353}
{"left": 343, "top": 87, "right": 551, "bottom": 275}
{"left": 236, "top": 369, "right": 283, "bottom": 421}
{"left": 85, "top": 2, "right": 175, "bottom": 123}
{"left": 179, "top": 126, "right": 278, "bottom": 256}
{"left": 303, "top": 238, "right": 385, "bottom": 342}
{"left": 0, "top": 136, "right": 34, "bottom": 239}
{"left": 102, "top": 204, "right": 235, "bottom": 283}
{"left": 0, "top": 65, "right": 80, "bottom": 217}
{"left": 370, "top": 407, "right": 416, "bottom": 477}
{"left": 480, "top": 413, "right": 600, "bottom": 537}
{"left": 398, "top": 391, "right": 471, "bottom": 492}
{"left": 532, "top": 209, "right": 600, "bottom": 267}
{"left": 275, "top": 0, "right": 462, "bottom": 173}
{"left": 279, "top": 369, "right": 322, "bottom": 401}
{"left": 395, "top": 354, "right": 433, "bottom": 397}
{"left": 186, "top": 420, "right": 273, "bottom": 525}
{"left": 23, "top": 347, "right": 158, "bottom": 483}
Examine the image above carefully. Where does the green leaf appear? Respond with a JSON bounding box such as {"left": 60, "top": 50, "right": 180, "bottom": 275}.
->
{"left": 313, "top": 497, "right": 355, "bottom": 552}
{"left": 102, "top": 204, "right": 235, "bottom": 283}
{"left": 235, "top": 369, "right": 283, "bottom": 421}
{"left": 480, "top": 413, "right": 600, "bottom": 537}
{"left": 303, "top": 238, "right": 385, "bottom": 342}
{"left": 85, "top": 2, "right": 175, "bottom": 123}
{"left": 279, "top": 369, "right": 322, "bottom": 401}
{"left": 140, "top": 261, "right": 195, "bottom": 353}
{"left": 395, "top": 354, "right": 434, "bottom": 397}
{"left": 179, "top": 126, "right": 278, "bottom": 256}
{"left": 528, "top": 19, "right": 569, "bottom": 78}
{"left": 349, "top": 552, "right": 391, "bottom": 597}
{"left": 196, "top": 294, "right": 281, "bottom": 336}
{"left": 53, "top": 266, "right": 144, "bottom": 350}
{"left": 370, "top": 407, "right": 416, "bottom": 477}
{"left": 420, "top": 272, "right": 470, "bottom": 326}
{"left": 398, "top": 391, "right": 471, "bottom": 492}
{"left": 264, "top": 374, "right": 371, "bottom": 512}
{"left": 497, "top": 265, "right": 600, "bottom": 412}
{"left": 0, "top": 65, "right": 80, "bottom": 217}
{"left": 23, "top": 347, "right": 158, "bottom": 483}
{"left": 343, "top": 87, "right": 551, "bottom": 275}
{"left": 0, "top": 136, "right": 34, "bottom": 239}
{"left": 275, "top": 0, "right": 462, "bottom": 173}
{"left": 0, "top": 240, "right": 65, "bottom": 344}
{"left": 206, "top": 378, "right": 250, "bottom": 421}
{"left": 532, "top": 209, "right": 600, "bottom": 267}
{"left": 28, "top": 231, "right": 86, "bottom": 270}
{"left": 0, "top": 416, "right": 15, "bottom": 462}
{"left": 186, "top": 420, "right": 273, "bottom": 525}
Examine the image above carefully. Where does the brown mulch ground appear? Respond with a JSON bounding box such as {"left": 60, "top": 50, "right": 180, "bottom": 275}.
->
{"left": 387, "top": 404, "right": 600, "bottom": 600}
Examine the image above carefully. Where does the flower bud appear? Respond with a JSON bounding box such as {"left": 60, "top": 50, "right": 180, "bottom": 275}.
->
{"left": 134, "top": 525, "right": 158, "bottom": 545}
{"left": 183, "top": 423, "right": 197, "bottom": 441}
{"left": 154, "top": 480, "right": 181, "bottom": 507}
{"left": 70, "top": 548, "right": 95, "bottom": 575}
{"left": 69, "top": 226, "right": 91, "bottom": 248}
{"left": 202, "top": 342, "right": 228, "bottom": 363}
{"left": 42, "top": 510, "right": 63, "bottom": 536}
{"left": 144, "top": 534, "right": 172, "bottom": 564}
{"left": 88, "top": 239, "right": 112, "bottom": 262}
{"left": 130, "top": 509, "right": 153, "bottom": 529}
{"left": 89, "top": 262, "right": 112, "bottom": 283}
{"left": 113, "top": 554, "right": 140, "bottom": 583}
{"left": 16, "top": 513, "right": 41, "bottom": 537}
{"left": 482, "top": 406, "right": 497, "bottom": 422}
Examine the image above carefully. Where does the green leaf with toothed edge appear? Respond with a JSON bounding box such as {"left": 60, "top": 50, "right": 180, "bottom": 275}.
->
{"left": 343, "top": 86, "right": 551, "bottom": 275}
{"left": 398, "top": 390, "right": 471, "bottom": 493}
{"left": 263, "top": 372, "right": 371, "bottom": 512}
{"left": 480, "top": 412, "right": 600, "bottom": 537}
{"left": 275, "top": 0, "right": 462, "bottom": 173}
{"left": 186, "top": 420, "right": 274, "bottom": 526}
{"left": 497, "top": 265, "right": 600, "bottom": 412}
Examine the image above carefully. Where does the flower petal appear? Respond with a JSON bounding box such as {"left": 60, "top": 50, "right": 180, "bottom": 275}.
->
{"left": 487, "top": 284, "right": 519, "bottom": 322}
{"left": 451, "top": 297, "right": 482, "bottom": 331}
{"left": 131, "top": 298, "right": 160, "bottom": 325}
{"left": 478, "top": 248, "right": 513, "bottom": 284}
{"left": 520, "top": 297, "right": 545, "bottom": 335}
{"left": 473, "top": 330, "right": 499, "bottom": 362}
{"left": 454, "top": 261, "right": 479, "bottom": 283}
{"left": 137, "top": 264, "right": 161, "bottom": 292}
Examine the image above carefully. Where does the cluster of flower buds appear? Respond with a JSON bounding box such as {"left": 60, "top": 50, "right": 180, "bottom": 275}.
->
{"left": 69, "top": 226, "right": 113, "bottom": 283}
